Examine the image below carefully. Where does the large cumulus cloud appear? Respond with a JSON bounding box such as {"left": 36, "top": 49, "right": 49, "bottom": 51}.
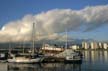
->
{"left": 0, "top": 5, "right": 108, "bottom": 42}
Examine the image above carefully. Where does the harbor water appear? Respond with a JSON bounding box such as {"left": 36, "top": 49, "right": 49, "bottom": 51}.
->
{"left": 0, "top": 50, "right": 108, "bottom": 71}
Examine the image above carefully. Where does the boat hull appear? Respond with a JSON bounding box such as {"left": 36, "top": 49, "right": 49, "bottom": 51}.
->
{"left": 64, "top": 59, "right": 82, "bottom": 63}
{"left": 7, "top": 58, "right": 41, "bottom": 63}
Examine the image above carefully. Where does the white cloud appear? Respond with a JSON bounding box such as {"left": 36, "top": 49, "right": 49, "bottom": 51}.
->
{"left": 0, "top": 5, "right": 108, "bottom": 42}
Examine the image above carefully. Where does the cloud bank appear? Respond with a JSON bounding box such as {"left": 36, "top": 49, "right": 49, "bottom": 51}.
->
{"left": 0, "top": 5, "right": 108, "bottom": 42}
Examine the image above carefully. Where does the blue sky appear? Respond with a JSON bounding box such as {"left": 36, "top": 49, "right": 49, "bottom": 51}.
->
{"left": 0, "top": 0, "right": 108, "bottom": 42}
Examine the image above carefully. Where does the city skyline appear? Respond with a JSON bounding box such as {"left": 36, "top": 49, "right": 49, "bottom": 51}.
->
{"left": 0, "top": 0, "right": 108, "bottom": 42}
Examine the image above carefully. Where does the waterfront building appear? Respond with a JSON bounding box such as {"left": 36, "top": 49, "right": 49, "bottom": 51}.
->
{"left": 90, "top": 42, "right": 98, "bottom": 49}
{"left": 69, "top": 45, "right": 79, "bottom": 50}
{"left": 98, "top": 42, "right": 103, "bottom": 49}
{"left": 82, "top": 42, "right": 89, "bottom": 49}
{"left": 103, "top": 43, "right": 108, "bottom": 49}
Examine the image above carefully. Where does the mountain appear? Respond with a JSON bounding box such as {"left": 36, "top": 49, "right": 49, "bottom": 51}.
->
{"left": 0, "top": 38, "right": 96, "bottom": 49}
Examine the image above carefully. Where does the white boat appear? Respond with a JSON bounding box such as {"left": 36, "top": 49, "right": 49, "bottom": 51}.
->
{"left": 64, "top": 29, "right": 82, "bottom": 63}
{"left": 55, "top": 49, "right": 82, "bottom": 62}
{"left": 8, "top": 53, "right": 41, "bottom": 63}
{"left": 65, "top": 51, "right": 82, "bottom": 63}
{"left": 0, "top": 53, "right": 8, "bottom": 62}
{"left": 7, "top": 23, "right": 42, "bottom": 63}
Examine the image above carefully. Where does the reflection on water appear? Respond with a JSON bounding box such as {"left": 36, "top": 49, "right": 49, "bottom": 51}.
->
{"left": 0, "top": 51, "right": 108, "bottom": 71}
{"left": 0, "top": 63, "right": 7, "bottom": 71}
{"left": 83, "top": 51, "right": 108, "bottom": 63}
{"left": 82, "top": 51, "right": 108, "bottom": 71}
{"left": 7, "top": 63, "right": 81, "bottom": 71}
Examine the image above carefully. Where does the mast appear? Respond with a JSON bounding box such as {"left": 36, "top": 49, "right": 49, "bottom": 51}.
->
{"left": 9, "top": 41, "right": 11, "bottom": 54}
{"left": 22, "top": 40, "right": 25, "bottom": 54}
{"left": 32, "top": 23, "right": 36, "bottom": 55}
{"left": 65, "top": 29, "right": 68, "bottom": 49}
{"left": 8, "top": 38, "right": 13, "bottom": 54}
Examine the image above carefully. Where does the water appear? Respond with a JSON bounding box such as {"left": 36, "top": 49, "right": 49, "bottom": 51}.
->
{"left": 0, "top": 50, "right": 108, "bottom": 71}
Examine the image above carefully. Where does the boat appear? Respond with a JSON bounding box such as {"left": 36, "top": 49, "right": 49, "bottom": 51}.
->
{"left": 55, "top": 49, "right": 82, "bottom": 63}
{"left": 7, "top": 23, "right": 42, "bottom": 63}
{"left": 8, "top": 53, "right": 41, "bottom": 63}
{"left": 40, "top": 29, "right": 82, "bottom": 63}
{"left": 0, "top": 53, "right": 8, "bottom": 62}
{"left": 64, "top": 50, "right": 82, "bottom": 63}
{"left": 64, "top": 29, "right": 82, "bottom": 63}
{"left": 56, "top": 29, "right": 82, "bottom": 63}
{"left": 41, "top": 44, "right": 64, "bottom": 57}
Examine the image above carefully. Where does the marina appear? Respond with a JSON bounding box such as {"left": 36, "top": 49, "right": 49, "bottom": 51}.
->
{"left": 0, "top": 0, "right": 108, "bottom": 71}
{"left": 0, "top": 50, "right": 108, "bottom": 71}
{"left": 0, "top": 45, "right": 83, "bottom": 63}
{"left": 0, "top": 23, "right": 83, "bottom": 63}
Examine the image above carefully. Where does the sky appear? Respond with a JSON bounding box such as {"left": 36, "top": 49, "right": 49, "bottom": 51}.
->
{"left": 0, "top": 0, "right": 108, "bottom": 42}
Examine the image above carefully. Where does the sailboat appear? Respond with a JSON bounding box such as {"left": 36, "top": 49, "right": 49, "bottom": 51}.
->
{"left": 64, "top": 29, "right": 82, "bottom": 63}
{"left": 7, "top": 23, "right": 42, "bottom": 63}
{"left": 55, "top": 29, "right": 82, "bottom": 63}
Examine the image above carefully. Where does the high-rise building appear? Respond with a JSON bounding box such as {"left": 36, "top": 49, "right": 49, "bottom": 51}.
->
{"left": 103, "top": 43, "right": 108, "bottom": 49}
{"left": 82, "top": 42, "right": 89, "bottom": 49}
{"left": 90, "top": 42, "right": 98, "bottom": 49}
{"left": 98, "top": 42, "right": 103, "bottom": 49}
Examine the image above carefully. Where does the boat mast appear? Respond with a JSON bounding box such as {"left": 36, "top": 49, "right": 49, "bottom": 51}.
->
{"left": 22, "top": 40, "right": 25, "bottom": 54}
{"left": 9, "top": 41, "right": 11, "bottom": 54}
{"left": 32, "top": 23, "right": 36, "bottom": 55}
{"left": 65, "top": 29, "right": 68, "bottom": 49}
